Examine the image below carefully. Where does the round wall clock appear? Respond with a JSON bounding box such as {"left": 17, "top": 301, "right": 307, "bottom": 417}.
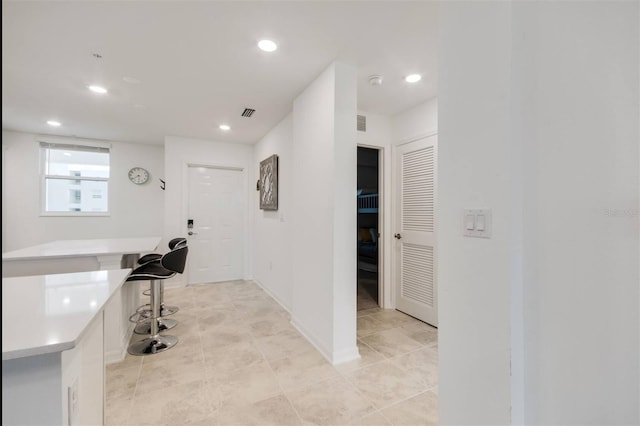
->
{"left": 128, "top": 167, "right": 150, "bottom": 185}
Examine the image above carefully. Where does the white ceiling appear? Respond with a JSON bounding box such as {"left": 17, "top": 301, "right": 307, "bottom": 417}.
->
{"left": 2, "top": 1, "right": 437, "bottom": 145}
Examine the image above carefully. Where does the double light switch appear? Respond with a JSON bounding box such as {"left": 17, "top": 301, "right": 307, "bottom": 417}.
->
{"left": 463, "top": 209, "right": 492, "bottom": 238}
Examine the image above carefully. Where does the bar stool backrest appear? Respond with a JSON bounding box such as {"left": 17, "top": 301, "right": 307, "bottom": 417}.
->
{"left": 168, "top": 237, "right": 187, "bottom": 250}
{"left": 161, "top": 245, "right": 188, "bottom": 274}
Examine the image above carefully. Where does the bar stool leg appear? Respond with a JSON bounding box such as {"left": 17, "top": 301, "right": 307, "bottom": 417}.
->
{"left": 133, "top": 282, "right": 178, "bottom": 334}
{"left": 159, "top": 282, "right": 179, "bottom": 316}
{"left": 136, "top": 282, "right": 179, "bottom": 317}
{"left": 134, "top": 316, "right": 178, "bottom": 335}
{"left": 128, "top": 280, "right": 178, "bottom": 356}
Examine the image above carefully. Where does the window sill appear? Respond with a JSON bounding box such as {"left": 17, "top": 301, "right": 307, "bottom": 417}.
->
{"left": 40, "top": 212, "right": 111, "bottom": 217}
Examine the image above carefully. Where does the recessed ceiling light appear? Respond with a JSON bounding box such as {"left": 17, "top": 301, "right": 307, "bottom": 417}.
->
{"left": 219, "top": 124, "right": 231, "bottom": 131}
{"left": 404, "top": 74, "right": 422, "bottom": 83}
{"left": 88, "top": 85, "right": 108, "bottom": 94}
{"left": 258, "top": 39, "right": 277, "bottom": 52}
{"left": 47, "top": 120, "right": 61, "bottom": 127}
{"left": 63, "top": 152, "right": 72, "bottom": 156}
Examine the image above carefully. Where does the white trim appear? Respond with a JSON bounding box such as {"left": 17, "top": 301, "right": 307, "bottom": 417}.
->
{"left": 332, "top": 347, "right": 361, "bottom": 365}
{"left": 395, "top": 131, "right": 439, "bottom": 147}
{"left": 390, "top": 144, "right": 398, "bottom": 309}
{"left": 37, "top": 135, "right": 112, "bottom": 149}
{"left": 290, "top": 316, "right": 332, "bottom": 362}
{"left": 357, "top": 143, "right": 390, "bottom": 309}
{"left": 377, "top": 147, "right": 388, "bottom": 309}
{"left": 290, "top": 315, "right": 360, "bottom": 365}
{"left": 252, "top": 278, "right": 291, "bottom": 314}
{"left": 2, "top": 144, "right": 6, "bottom": 253}
{"left": 184, "top": 162, "right": 243, "bottom": 172}
{"left": 39, "top": 212, "right": 111, "bottom": 217}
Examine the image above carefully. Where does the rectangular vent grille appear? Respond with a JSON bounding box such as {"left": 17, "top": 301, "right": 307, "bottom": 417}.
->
{"left": 241, "top": 108, "right": 256, "bottom": 117}
{"left": 401, "top": 243, "right": 434, "bottom": 307}
{"left": 402, "top": 146, "right": 434, "bottom": 232}
{"left": 357, "top": 115, "right": 366, "bottom": 132}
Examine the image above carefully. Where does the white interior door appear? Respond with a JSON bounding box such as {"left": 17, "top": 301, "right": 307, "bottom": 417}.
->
{"left": 187, "top": 165, "right": 244, "bottom": 284}
{"left": 394, "top": 135, "right": 438, "bottom": 326}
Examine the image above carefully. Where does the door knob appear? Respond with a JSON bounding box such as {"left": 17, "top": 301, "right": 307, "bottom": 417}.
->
{"left": 188, "top": 231, "right": 197, "bottom": 236}
{"left": 394, "top": 233, "right": 402, "bottom": 239}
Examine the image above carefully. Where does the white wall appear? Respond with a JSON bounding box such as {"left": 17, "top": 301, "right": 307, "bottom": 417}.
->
{"left": 392, "top": 99, "right": 438, "bottom": 143}
{"left": 290, "top": 61, "right": 359, "bottom": 364}
{"left": 357, "top": 110, "right": 392, "bottom": 148}
{"left": 331, "top": 62, "right": 359, "bottom": 362}
{"left": 438, "top": 1, "right": 639, "bottom": 425}
{"left": 252, "top": 114, "right": 293, "bottom": 310}
{"left": 438, "top": 2, "right": 519, "bottom": 424}
{"left": 2, "top": 130, "right": 164, "bottom": 252}
{"left": 355, "top": 100, "right": 438, "bottom": 309}
{"left": 164, "top": 135, "right": 254, "bottom": 285}
{"left": 515, "top": 2, "right": 639, "bottom": 424}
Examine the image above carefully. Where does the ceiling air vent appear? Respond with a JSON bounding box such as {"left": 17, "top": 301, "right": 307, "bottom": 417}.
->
{"left": 241, "top": 108, "right": 256, "bottom": 118}
{"left": 357, "top": 115, "right": 366, "bottom": 132}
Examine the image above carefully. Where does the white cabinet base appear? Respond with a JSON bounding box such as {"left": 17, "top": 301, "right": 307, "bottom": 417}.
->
{"left": 2, "top": 314, "right": 105, "bottom": 426}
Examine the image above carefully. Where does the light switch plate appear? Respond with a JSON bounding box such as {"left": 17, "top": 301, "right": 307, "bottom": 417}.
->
{"left": 463, "top": 209, "right": 492, "bottom": 238}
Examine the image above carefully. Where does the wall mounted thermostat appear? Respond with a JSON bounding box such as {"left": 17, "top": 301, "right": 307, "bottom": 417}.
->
{"left": 463, "top": 209, "right": 492, "bottom": 238}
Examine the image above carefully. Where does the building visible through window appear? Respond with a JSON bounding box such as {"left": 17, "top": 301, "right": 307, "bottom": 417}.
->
{"left": 40, "top": 141, "right": 110, "bottom": 214}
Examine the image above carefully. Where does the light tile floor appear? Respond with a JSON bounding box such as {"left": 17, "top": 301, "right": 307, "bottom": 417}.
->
{"left": 106, "top": 280, "right": 438, "bottom": 426}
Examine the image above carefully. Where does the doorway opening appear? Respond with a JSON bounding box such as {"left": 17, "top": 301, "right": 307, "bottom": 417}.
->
{"left": 357, "top": 146, "right": 381, "bottom": 311}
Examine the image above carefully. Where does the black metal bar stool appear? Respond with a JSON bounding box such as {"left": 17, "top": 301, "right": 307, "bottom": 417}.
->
{"left": 127, "top": 244, "right": 188, "bottom": 356}
{"left": 133, "top": 237, "right": 186, "bottom": 334}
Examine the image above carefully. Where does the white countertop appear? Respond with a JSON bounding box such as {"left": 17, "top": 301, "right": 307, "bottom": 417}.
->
{"left": 2, "top": 269, "right": 132, "bottom": 360}
{"left": 2, "top": 237, "right": 161, "bottom": 261}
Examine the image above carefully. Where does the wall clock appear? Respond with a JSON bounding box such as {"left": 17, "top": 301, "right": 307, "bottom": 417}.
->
{"left": 128, "top": 167, "right": 150, "bottom": 185}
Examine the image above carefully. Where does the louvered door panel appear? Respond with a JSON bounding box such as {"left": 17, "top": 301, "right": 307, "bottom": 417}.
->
{"left": 402, "top": 147, "right": 434, "bottom": 232}
{"left": 395, "top": 135, "right": 438, "bottom": 326}
{"left": 401, "top": 244, "right": 434, "bottom": 307}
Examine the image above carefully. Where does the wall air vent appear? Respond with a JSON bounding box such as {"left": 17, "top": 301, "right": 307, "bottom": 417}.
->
{"left": 357, "top": 115, "right": 366, "bottom": 132}
{"left": 241, "top": 108, "right": 256, "bottom": 118}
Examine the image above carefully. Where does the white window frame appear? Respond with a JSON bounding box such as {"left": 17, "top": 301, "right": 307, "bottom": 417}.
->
{"left": 39, "top": 139, "right": 111, "bottom": 217}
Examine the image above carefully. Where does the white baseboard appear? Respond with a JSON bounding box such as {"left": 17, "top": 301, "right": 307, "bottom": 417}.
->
{"left": 332, "top": 346, "right": 361, "bottom": 365}
{"left": 251, "top": 280, "right": 360, "bottom": 366}
{"left": 290, "top": 316, "right": 332, "bottom": 363}
{"left": 252, "top": 279, "right": 291, "bottom": 314}
{"left": 290, "top": 316, "right": 360, "bottom": 366}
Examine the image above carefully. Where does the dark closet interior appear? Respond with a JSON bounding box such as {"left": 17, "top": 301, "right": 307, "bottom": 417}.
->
{"left": 357, "top": 147, "right": 379, "bottom": 310}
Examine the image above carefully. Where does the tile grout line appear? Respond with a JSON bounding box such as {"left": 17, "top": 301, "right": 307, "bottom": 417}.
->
{"left": 107, "top": 281, "right": 438, "bottom": 425}
{"left": 333, "top": 325, "right": 438, "bottom": 422}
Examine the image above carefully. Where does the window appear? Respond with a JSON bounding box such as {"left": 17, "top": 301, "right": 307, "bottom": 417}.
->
{"left": 40, "top": 141, "right": 110, "bottom": 215}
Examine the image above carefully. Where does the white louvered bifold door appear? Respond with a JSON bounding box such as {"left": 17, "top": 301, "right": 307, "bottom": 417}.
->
{"left": 395, "top": 135, "right": 438, "bottom": 326}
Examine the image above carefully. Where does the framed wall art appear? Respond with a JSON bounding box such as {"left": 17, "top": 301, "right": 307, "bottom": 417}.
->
{"left": 259, "top": 154, "right": 278, "bottom": 210}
